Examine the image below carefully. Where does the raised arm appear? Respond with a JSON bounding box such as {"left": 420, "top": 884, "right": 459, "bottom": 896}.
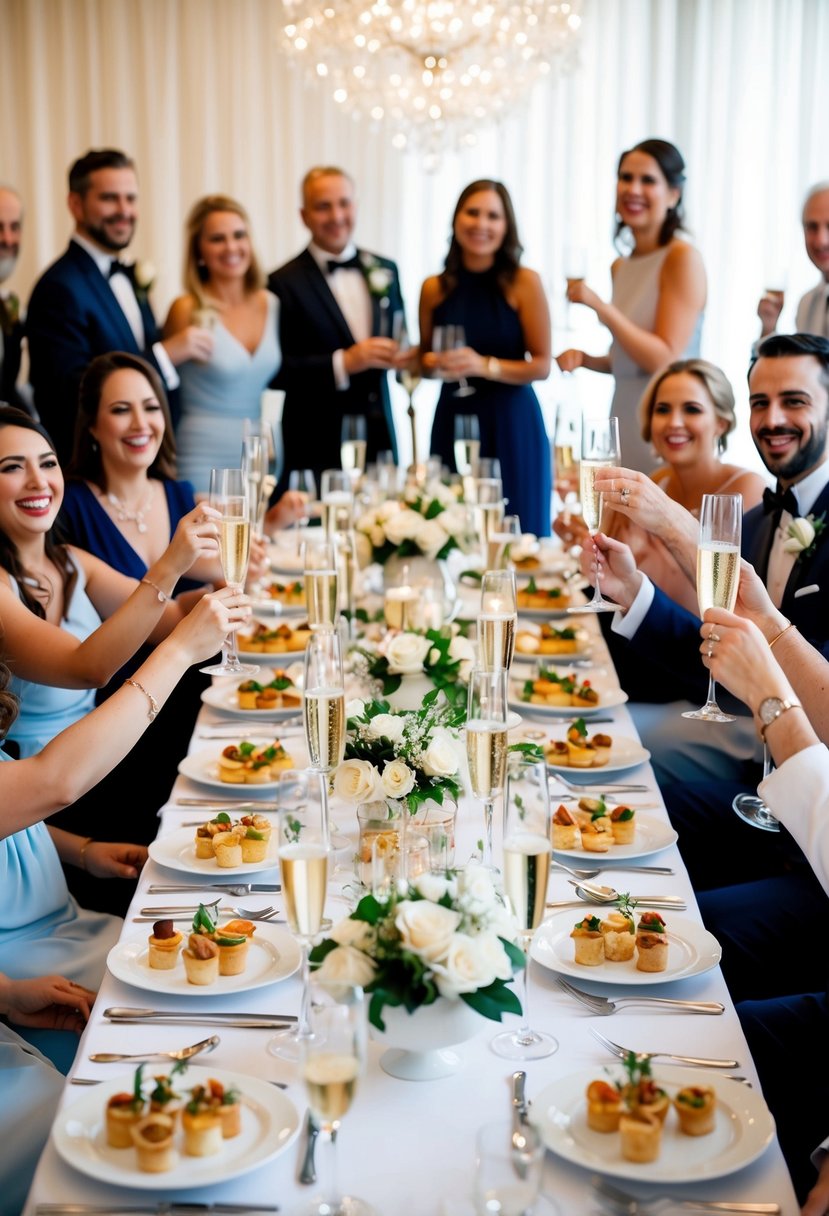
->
{"left": 593, "top": 466, "right": 699, "bottom": 580}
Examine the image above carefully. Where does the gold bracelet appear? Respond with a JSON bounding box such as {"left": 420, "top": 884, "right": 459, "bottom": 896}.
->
{"left": 768, "top": 622, "right": 796, "bottom": 650}
{"left": 141, "top": 577, "right": 170, "bottom": 603}
{"left": 79, "top": 836, "right": 94, "bottom": 871}
{"left": 124, "top": 677, "right": 160, "bottom": 721}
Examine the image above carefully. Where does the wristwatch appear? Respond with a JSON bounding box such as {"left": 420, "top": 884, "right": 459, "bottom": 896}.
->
{"left": 758, "top": 696, "right": 801, "bottom": 741}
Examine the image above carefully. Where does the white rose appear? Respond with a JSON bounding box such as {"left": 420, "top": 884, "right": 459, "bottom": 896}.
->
{"left": 345, "top": 698, "right": 366, "bottom": 719}
{"left": 440, "top": 503, "right": 471, "bottom": 538}
{"left": 433, "top": 933, "right": 497, "bottom": 998}
{"left": 354, "top": 531, "right": 373, "bottom": 568}
{"left": 385, "top": 632, "right": 431, "bottom": 674}
{"left": 355, "top": 509, "right": 376, "bottom": 534}
{"left": 459, "top": 864, "right": 498, "bottom": 910}
{"left": 330, "top": 917, "right": 377, "bottom": 951}
{"left": 784, "top": 517, "right": 816, "bottom": 553}
{"left": 412, "top": 872, "right": 456, "bottom": 903}
{"left": 448, "top": 633, "right": 476, "bottom": 681}
{"left": 317, "top": 944, "right": 377, "bottom": 988}
{"left": 380, "top": 758, "right": 416, "bottom": 799}
{"left": 476, "top": 933, "right": 514, "bottom": 981}
{"left": 394, "top": 899, "right": 460, "bottom": 963}
{"left": 420, "top": 726, "right": 460, "bottom": 778}
{"left": 365, "top": 713, "right": 405, "bottom": 743}
{"left": 333, "top": 758, "right": 383, "bottom": 802}
{"left": 133, "top": 259, "right": 156, "bottom": 289}
{"left": 415, "top": 517, "right": 450, "bottom": 560}
{"left": 383, "top": 508, "right": 423, "bottom": 546}
{"left": 369, "top": 525, "right": 386, "bottom": 549}
{"left": 377, "top": 500, "right": 402, "bottom": 524}
{"left": 367, "top": 266, "right": 393, "bottom": 294}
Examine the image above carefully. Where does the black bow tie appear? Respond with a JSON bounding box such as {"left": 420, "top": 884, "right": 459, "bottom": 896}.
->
{"left": 109, "top": 259, "right": 135, "bottom": 282}
{"left": 762, "top": 485, "right": 799, "bottom": 520}
{"left": 327, "top": 254, "right": 362, "bottom": 275}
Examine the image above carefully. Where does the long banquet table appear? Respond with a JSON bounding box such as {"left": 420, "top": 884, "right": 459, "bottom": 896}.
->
{"left": 24, "top": 600, "right": 798, "bottom": 1216}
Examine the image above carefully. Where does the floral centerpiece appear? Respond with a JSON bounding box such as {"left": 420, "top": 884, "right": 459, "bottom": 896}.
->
{"left": 350, "top": 626, "right": 476, "bottom": 707}
{"left": 310, "top": 868, "right": 524, "bottom": 1030}
{"left": 355, "top": 478, "right": 474, "bottom": 566}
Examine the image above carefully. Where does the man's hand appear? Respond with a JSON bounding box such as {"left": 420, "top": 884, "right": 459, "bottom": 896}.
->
{"left": 581, "top": 532, "right": 643, "bottom": 612}
{"left": 0, "top": 974, "right": 97, "bottom": 1034}
{"left": 343, "top": 338, "right": 399, "bottom": 374}
{"left": 161, "top": 325, "right": 215, "bottom": 365}
{"left": 756, "top": 291, "right": 784, "bottom": 338}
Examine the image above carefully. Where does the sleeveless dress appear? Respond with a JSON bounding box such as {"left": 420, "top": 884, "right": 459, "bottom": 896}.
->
{"left": 610, "top": 242, "right": 704, "bottom": 474}
{"left": 175, "top": 293, "right": 281, "bottom": 494}
{"left": 429, "top": 266, "right": 552, "bottom": 536}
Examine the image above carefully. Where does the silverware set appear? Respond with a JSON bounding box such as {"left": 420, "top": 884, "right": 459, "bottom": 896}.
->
{"left": 555, "top": 975, "right": 724, "bottom": 1016}
{"left": 103, "top": 1006, "right": 298, "bottom": 1029}
{"left": 591, "top": 1175, "right": 780, "bottom": 1215}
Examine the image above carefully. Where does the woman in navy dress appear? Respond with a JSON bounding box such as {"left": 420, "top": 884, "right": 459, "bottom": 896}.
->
{"left": 421, "top": 180, "right": 552, "bottom": 536}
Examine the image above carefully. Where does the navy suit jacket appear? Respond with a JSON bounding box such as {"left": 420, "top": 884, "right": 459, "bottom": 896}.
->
{"left": 268, "top": 248, "right": 402, "bottom": 492}
{"left": 623, "top": 483, "right": 829, "bottom": 708}
{"left": 0, "top": 314, "right": 25, "bottom": 410}
{"left": 26, "top": 241, "right": 169, "bottom": 462}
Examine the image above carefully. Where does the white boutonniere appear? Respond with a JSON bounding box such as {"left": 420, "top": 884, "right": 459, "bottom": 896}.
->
{"left": 360, "top": 253, "right": 393, "bottom": 299}
{"left": 133, "top": 260, "right": 156, "bottom": 294}
{"left": 783, "top": 512, "right": 827, "bottom": 561}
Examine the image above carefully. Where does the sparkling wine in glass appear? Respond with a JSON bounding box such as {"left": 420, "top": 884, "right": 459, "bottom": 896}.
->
{"left": 682, "top": 493, "right": 742, "bottom": 722}
{"left": 268, "top": 771, "right": 329, "bottom": 1063}
{"left": 303, "top": 537, "right": 339, "bottom": 632}
{"left": 474, "top": 477, "right": 505, "bottom": 567}
{"left": 466, "top": 668, "right": 509, "bottom": 870}
{"left": 454, "top": 413, "right": 481, "bottom": 479}
{"left": 487, "top": 514, "right": 522, "bottom": 571}
{"left": 340, "top": 415, "right": 367, "bottom": 488}
{"left": 572, "top": 416, "right": 622, "bottom": 614}
{"left": 320, "top": 469, "right": 354, "bottom": 539}
{"left": 491, "top": 755, "right": 557, "bottom": 1060}
{"left": 434, "top": 323, "right": 476, "bottom": 399}
{"left": 200, "top": 468, "right": 257, "bottom": 676}
{"left": 479, "top": 570, "right": 517, "bottom": 671}
{"left": 289, "top": 467, "right": 317, "bottom": 553}
{"left": 303, "top": 630, "right": 347, "bottom": 851}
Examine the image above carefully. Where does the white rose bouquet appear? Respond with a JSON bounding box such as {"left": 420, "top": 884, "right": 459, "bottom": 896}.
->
{"left": 351, "top": 626, "right": 475, "bottom": 707}
{"left": 355, "top": 479, "right": 475, "bottom": 565}
{"left": 333, "top": 690, "right": 465, "bottom": 815}
{"left": 310, "top": 868, "right": 524, "bottom": 1030}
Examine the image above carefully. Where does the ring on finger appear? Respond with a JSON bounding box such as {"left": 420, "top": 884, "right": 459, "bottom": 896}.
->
{"left": 706, "top": 643, "right": 715, "bottom": 658}
{"left": 620, "top": 486, "right": 631, "bottom": 505}
{"left": 709, "top": 628, "right": 720, "bottom": 643}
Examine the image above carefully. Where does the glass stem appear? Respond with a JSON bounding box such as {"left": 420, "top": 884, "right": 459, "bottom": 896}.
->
{"left": 298, "top": 941, "right": 312, "bottom": 1040}
{"left": 224, "top": 582, "right": 243, "bottom": 667}
{"left": 483, "top": 799, "right": 494, "bottom": 866}
{"left": 322, "top": 1124, "right": 340, "bottom": 1211}
{"left": 761, "top": 741, "right": 772, "bottom": 780}
{"left": 515, "top": 949, "right": 535, "bottom": 1046}
{"left": 704, "top": 673, "right": 721, "bottom": 711}
{"left": 317, "top": 770, "right": 331, "bottom": 849}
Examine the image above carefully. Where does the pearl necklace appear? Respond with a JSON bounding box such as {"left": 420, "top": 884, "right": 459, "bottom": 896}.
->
{"left": 106, "top": 483, "right": 155, "bottom": 534}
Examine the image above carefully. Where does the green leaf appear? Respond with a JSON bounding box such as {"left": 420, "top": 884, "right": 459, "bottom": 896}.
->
{"left": 500, "top": 937, "right": 526, "bottom": 969}
{"left": 353, "top": 894, "right": 385, "bottom": 925}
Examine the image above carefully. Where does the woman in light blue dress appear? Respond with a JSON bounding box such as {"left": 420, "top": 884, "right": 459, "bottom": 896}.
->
{"left": 166, "top": 195, "right": 281, "bottom": 493}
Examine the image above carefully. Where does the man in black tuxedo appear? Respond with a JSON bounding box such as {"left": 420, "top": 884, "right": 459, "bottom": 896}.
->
{"left": 0, "top": 186, "right": 28, "bottom": 412}
{"left": 26, "top": 148, "right": 212, "bottom": 462}
{"left": 269, "top": 166, "right": 403, "bottom": 493}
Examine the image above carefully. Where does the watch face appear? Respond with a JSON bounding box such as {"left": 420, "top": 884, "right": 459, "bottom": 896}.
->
{"left": 759, "top": 697, "right": 783, "bottom": 725}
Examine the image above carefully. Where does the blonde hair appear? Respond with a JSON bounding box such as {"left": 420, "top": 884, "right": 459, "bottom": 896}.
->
{"left": 639, "top": 358, "right": 736, "bottom": 450}
{"left": 183, "top": 194, "right": 263, "bottom": 303}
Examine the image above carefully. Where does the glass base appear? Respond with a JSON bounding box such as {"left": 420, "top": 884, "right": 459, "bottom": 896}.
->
{"left": 490, "top": 1028, "right": 558, "bottom": 1060}
{"left": 568, "top": 599, "right": 622, "bottom": 614}
{"left": 200, "top": 658, "right": 259, "bottom": 676}
{"left": 453, "top": 384, "right": 476, "bottom": 398}
{"left": 681, "top": 705, "right": 736, "bottom": 722}
{"left": 293, "top": 1196, "right": 379, "bottom": 1216}
{"left": 733, "top": 793, "right": 781, "bottom": 832}
{"left": 267, "top": 1026, "right": 302, "bottom": 1062}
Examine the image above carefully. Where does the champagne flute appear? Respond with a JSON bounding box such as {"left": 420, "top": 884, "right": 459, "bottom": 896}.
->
{"left": 434, "top": 323, "right": 476, "bottom": 398}
{"left": 303, "top": 537, "right": 339, "bottom": 632}
{"left": 466, "top": 668, "right": 509, "bottom": 870}
{"left": 553, "top": 401, "right": 580, "bottom": 514}
{"left": 491, "top": 755, "right": 557, "bottom": 1060}
{"left": 488, "top": 513, "right": 522, "bottom": 571}
{"left": 474, "top": 477, "right": 505, "bottom": 566}
{"left": 396, "top": 327, "right": 422, "bottom": 472}
{"left": 340, "top": 415, "right": 367, "bottom": 488}
{"left": 268, "top": 771, "right": 330, "bottom": 1063}
{"left": 289, "top": 468, "right": 317, "bottom": 553}
{"left": 303, "top": 629, "right": 347, "bottom": 850}
{"left": 563, "top": 243, "right": 588, "bottom": 332}
{"left": 241, "top": 434, "right": 268, "bottom": 537}
{"left": 572, "top": 416, "right": 622, "bottom": 613}
{"left": 478, "top": 570, "right": 517, "bottom": 671}
{"left": 733, "top": 744, "right": 781, "bottom": 832}
{"left": 299, "top": 980, "right": 377, "bottom": 1216}
{"left": 200, "top": 468, "right": 257, "bottom": 676}
{"left": 454, "top": 414, "right": 481, "bottom": 478}
{"left": 320, "top": 469, "right": 354, "bottom": 539}
{"left": 682, "top": 494, "right": 742, "bottom": 722}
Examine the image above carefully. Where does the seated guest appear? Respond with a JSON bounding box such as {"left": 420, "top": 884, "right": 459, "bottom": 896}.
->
{"left": 755, "top": 182, "right": 829, "bottom": 345}
{"left": 165, "top": 195, "right": 281, "bottom": 494}
{"left": 420, "top": 179, "right": 552, "bottom": 537}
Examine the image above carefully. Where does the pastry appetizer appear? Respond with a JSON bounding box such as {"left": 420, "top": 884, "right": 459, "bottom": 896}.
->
{"left": 131, "top": 1113, "right": 177, "bottom": 1173}
{"left": 674, "top": 1084, "right": 717, "bottom": 1136}
{"left": 213, "top": 832, "right": 243, "bottom": 868}
{"left": 218, "top": 739, "right": 294, "bottom": 785}
{"left": 601, "top": 908, "right": 636, "bottom": 962}
{"left": 237, "top": 670, "right": 302, "bottom": 711}
{"left": 591, "top": 733, "right": 612, "bottom": 766}
{"left": 619, "top": 1109, "right": 663, "bottom": 1163}
{"left": 520, "top": 671, "right": 599, "bottom": 709}
{"left": 182, "top": 932, "right": 220, "bottom": 985}
{"left": 543, "top": 739, "right": 570, "bottom": 767}
{"left": 514, "top": 624, "right": 586, "bottom": 657}
{"left": 571, "top": 914, "right": 604, "bottom": 966}
{"left": 182, "top": 1084, "right": 223, "bottom": 1156}
{"left": 149, "top": 1069, "right": 184, "bottom": 1121}
{"left": 585, "top": 1078, "right": 623, "bottom": 1132}
{"left": 237, "top": 621, "right": 312, "bottom": 654}
{"left": 194, "top": 811, "right": 233, "bottom": 858}
{"left": 264, "top": 578, "right": 305, "bottom": 606}
{"left": 552, "top": 805, "right": 580, "bottom": 850}
{"left": 516, "top": 578, "right": 571, "bottom": 610}
{"left": 147, "top": 919, "right": 184, "bottom": 970}
{"left": 240, "top": 825, "right": 268, "bottom": 863}
{"left": 635, "top": 911, "right": 669, "bottom": 973}
{"left": 238, "top": 812, "right": 272, "bottom": 841}
{"left": 609, "top": 805, "right": 635, "bottom": 844}
{"left": 214, "top": 929, "right": 251, "bottom": 976}
{"left": 207, "top": 1077, "right": 242, "bottom": 1138}
{"left": 580, "top": 816, "right": 612, "bottom": 853}
{"left": 105, "top": 1066, "right": 147, "bottom": 1148}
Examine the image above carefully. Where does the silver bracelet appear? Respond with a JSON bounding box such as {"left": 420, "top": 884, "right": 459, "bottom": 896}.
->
{"left": 141, "top": 577, "right": 169, "bottom": 603}
{"left": 124, "top": 678, "right": 160, "bottom": 721}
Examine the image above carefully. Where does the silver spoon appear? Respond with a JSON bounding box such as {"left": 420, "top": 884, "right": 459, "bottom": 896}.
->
{"left": 568, "top": 878, "right": 685, "bottom": 906}
{"left": 88, "top": 1033, "right": 220, "bottom": 1064}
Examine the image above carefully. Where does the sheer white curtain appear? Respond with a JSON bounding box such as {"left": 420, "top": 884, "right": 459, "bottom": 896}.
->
{"left": 1, "top": 0, "right": 827, "bottom": 470}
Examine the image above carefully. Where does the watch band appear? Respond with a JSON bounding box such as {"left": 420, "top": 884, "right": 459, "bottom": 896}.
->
{"left": 759, "top": 699, "right": 802, "bottom": 741}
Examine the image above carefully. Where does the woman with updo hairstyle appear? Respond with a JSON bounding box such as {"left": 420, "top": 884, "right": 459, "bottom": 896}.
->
{"left": 557, "top": 139, "right": 708, "bottom": 473}
{"left": 165, "top": 194, "right": 281, "bottom": 493}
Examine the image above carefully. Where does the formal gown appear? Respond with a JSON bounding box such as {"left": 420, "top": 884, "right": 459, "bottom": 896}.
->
{"left": 609, "top": 240, "right": 703, "bottom": 473}
{"left": 429, "top": 267, "right": 552, "bottom": 536}
{"left": 175, "top": 293, "right": 281, "bottom": 493}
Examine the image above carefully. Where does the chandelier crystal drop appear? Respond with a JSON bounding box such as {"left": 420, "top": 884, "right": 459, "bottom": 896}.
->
{"left": 281, "top": 0, "right": 583, "bottom": 157}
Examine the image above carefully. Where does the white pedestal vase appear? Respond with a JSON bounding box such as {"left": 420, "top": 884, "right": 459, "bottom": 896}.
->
{"left": 370, "top": 998, "right": 487, "bottom": 1081}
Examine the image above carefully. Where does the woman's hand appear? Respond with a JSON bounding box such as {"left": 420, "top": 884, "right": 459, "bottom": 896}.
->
{"left": 733, "top": 559, "right": 789, "bottom": 639}
{"left": 553, "top": 511, "right": 589, "bottom": 548}
{"left": 265, "top": 491, "right": 311, "bottom": 533}
{"left": 555, "top": 348, "right": 586, "bottom": 373}
{"left": 566, "top": 280, "right": 603, "bottom": 312}
{"left": 163, "top": 504, "right": 221, "bottom": 577}
{"left": 432, "top": 346, "right": 485, "bottom": 378}
{"left": 0, "top": 974, "right": 97, "bottom": 1033}
{"left": 593, "top": 466, "right": 698, "bottom": 578}
{"left": 581, "top": 532, "right": 643, "bottom": 611}
{"left": 83, "top": 841, "right": 148, "bottom": 880}
{"left": 165, "top": 585, "right": 252, "bottom": 665}
{"left": 699, "top": 608, "right": 792, "bottom": 710}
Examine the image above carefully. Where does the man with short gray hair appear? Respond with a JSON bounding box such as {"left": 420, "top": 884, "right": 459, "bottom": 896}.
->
{"left": 757, "top": 181, "right": 829, "bottom": 342}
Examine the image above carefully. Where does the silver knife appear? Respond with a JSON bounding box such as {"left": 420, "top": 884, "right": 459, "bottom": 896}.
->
{"left": 546, "top": 900, "right": 687, "bottom": 910}
{"left": 147, "top": 884, "right": 281, "bottom": 893}
{"left": 36, "top": 1206, "right": 279, "bottom": 1214}
{"left": 174, "top": 799, "right": 279, "bottom": 810}
{"left": 104, "top": 1006, "right": 297, "bottom": 1027}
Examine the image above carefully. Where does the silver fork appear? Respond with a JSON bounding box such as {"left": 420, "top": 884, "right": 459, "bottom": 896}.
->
{"left": 554, "top": 975, "right": 724, "bottom": 1016}
{"left": 551, "top": 773, "right": 650, "bottom": 794}
{"left": 592, "top": 1174, "right": 780, "bottom": 1214}
{"left": 590, "top": 1026, "right": 738, "bottom": 1068}
{"left": 133, "top": 905, "right": 280, "bottom": 923}
{"left": 551, "top": 858, "right": 674, "bottom": 879}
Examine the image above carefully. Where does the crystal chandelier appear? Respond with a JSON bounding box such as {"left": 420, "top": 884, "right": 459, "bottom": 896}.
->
{"left": 281, "top": 0, "right": 583, "bottom": 157}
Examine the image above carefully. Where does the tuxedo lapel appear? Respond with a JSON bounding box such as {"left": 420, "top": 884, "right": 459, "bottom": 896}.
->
{"left": 780, "top": 481, "right": 829, "bottom": 605}
{"left": 742, "top": 506, "right": 775, "bottom": 581}
{"left": 70, "top": 243, "right": 141, "bottom": 352}
{"left": 299, "top": 250, "right": 354, "bottom": 346}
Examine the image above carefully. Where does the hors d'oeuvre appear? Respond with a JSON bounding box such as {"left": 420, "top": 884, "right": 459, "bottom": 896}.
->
{"left": 214, "top": 922, "right": 254, "bottom": 977}
{"left": 240, "top": 825, "right": 268, "bottom": 863}
{"left": 264, "top": 578, "right": 305, "bottom": 606}
{"left": 635, "top": 911, "right": 669, "bottom": 973}
{"left": 147, "top": 919, "right": 183, "bottom": 970}
{"left": 130, "top": 1113, "right": 177, "bottom": 1173}
{"left": 149, "top": 1067, "right": 184, "bottom": 1122}
{"left": 237, "top": 669, "right": 302, "bottom": 711}
{"left": 182, "top": 932, "right": 220, "bottom": 986}
{"left": 237, "top": 621, "right": 312, "bottom": 654}
{"left": 621, "top": 1055, "right": 670, "bottom": 1125}
{"left": 585, "top": 1078, "right": 623, "bottom": 1132}
{"left": 105, "top": 1065, "right": 147, "bottom": 1148}
{"left": 619, "top": 1109, "right": 663, "bottom": 1162}
{"left": 238, "top": 812, "right": 272, "bottom": 842}
{"left": 571, "top": 914, "right": 604, "bottom": 966}
{"left": 543, "top": 739, "right": 570, "bottom": 767}
{"left": 213, "top": 831, "right": 243, "bottom": 868}
{"left": 516, "top": 578, "right": 571, "bottom": 610}
{"left": 591, "top": 733, "right": 612, "bottom": 766}
{"left": 674, "top": 1084, "right": 716, "bottom": 1136}
{"left": 194, "top": 811, "right": 234, "bottom": 858}
{"left": 218, "top": 739, "right": 294, "bottom": 785}
{"left": 601, "top": 906, "right": 636, "bottom": 962}
{"left": 515, "top": 624, "right": 586, "bottom": 657}
{"left": 580, "top": 815, "right": 612, "bottom": 853}
{"left": 552, "top": 805, "right": 581, "bottom": 851}
{"left": 609, "top": 804, "right": 635, "bottom": 845}
{"left": 182, "top": 1084, "right": 224, "bottom": 1156}
{"left": 207, "top": 1077, "right": 242, "bottom": 1138}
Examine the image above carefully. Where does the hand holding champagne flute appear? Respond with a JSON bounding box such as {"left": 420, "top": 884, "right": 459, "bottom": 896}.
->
{"left": 683, "top": 493, "right": 742, "bottom": 722}
{"left": 466, "top": 668, "right": 509, "bottom": 870}
{"left": 478, "top": 570, "right": 517, "bottom": 671}
{"left": 200, "top": 467, "right": 257, "bottom": 676}
{"left": 573, "top": 416, "right": 622, "bottom": 613}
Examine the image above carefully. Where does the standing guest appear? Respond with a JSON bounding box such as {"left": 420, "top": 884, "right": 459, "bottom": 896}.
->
{"left": 269, "top": 166, "right": 403, "bottom": 492}
{"left": 26, "top": 148, "right": 213, "bottom": 462}
{"left": 756, "top": 181, "right": 829, "bottom": 344}
{"left": 420, "top": 180, "right": 552, "bottom": 536}
{"left": 0, "top": 186, "right": 28, "bottom": 412}
{"left": 556, "top": 139, "right": 707, "bottom": 473}
{"left": 165, "top": 195, "right": 281, "bottom": 494}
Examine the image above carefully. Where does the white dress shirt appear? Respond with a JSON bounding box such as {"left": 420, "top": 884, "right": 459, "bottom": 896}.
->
{"left": 308, "top": 241, "right": 371, "bottom": 390}
{"left": 766, "top": 458, "right": 829, "bottom": 608}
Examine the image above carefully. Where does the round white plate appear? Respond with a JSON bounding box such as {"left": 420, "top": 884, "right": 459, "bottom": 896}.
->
{"left": 200, "top": 681, "right": 302, "bottom": 721}
{"left": 178, "top": 744, "right": 300, "bottom": 793}
{"left": 52, "top": 1065, "right": 301, "bottom": 1190}
{"left": 148, "top": 825, "right": 278, "bottom": 877}
{"left": 535, "top": 1065, "right": 774, "bottom": 1183}
{"left": 510, "top": 682, "right": 628, "bottom": 720}
{"left": 547, "top": 736, "right": 651, "bottom": 778}
{"left": 531, "top": 909, "right": 721, "bottom": 986}
{"left": 106, "top": 921, "right": 301, "bottom": 995}
{"left": 250, "top": 595, "right": 306, "bottom": 617}
{"left": 548, "top": 812, "right": 676, "bottom": 862}
{"left": 512, "top": 623, "right": 593, "bottom": 664}
{"left": 236, "top": 638, "right": 310, "bottom": 663}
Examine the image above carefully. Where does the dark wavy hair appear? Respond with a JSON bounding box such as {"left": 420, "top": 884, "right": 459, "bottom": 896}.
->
{"left": 0, "top": 658, "right": 19, "bottom": 738}
{"left": 68, "top": 148, "right": 135, "bottom": 196}
{"left": 68, "top": 352, "right": 177, "bottom": 486}
{"left": 0, "top": 406, "right": 78, "bottom": 619}
{"left": 440, "top": 180, "right": 523, "bottom": 297}
{"left": 615, "top": 139, "right": 687, "bottom": 250}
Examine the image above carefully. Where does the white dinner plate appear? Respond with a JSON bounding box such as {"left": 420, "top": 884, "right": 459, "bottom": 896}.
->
{"left": 148, "top": 825, "right": 278, "bottom": 877}
{"left": 106, "top": 920, "right": 301, "bottom": 995}
{"left": 510, "top": 677, "right": 628, "bottom": 719}
{"left": 531, "top": 909, "right": 721, "bottom": 986}
{"left": 200, "top": 679, "right": 302, "bottom": 721}
{"left": 235, "top": 637, "right": 310, "bottom": 663}
{"left": 52, "top": 1065, "right": 301, "bottom": 1190}
{"left": 548, "top": 812, "right": 676, "bottom": 862}
{"left": 535, "top": 1065, "right": 774, "bottom": 1183}
{"left": 547, "top": 735, "right": 651, "bottom": 778}
{"left": 178, "top": 743, "right": 300, "bottom": 793}
{"left": 512, "top": 624, "right": 593, "bottom": 664}
{"left": 250, "top": 595, "right": 307, "bottom": 617}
